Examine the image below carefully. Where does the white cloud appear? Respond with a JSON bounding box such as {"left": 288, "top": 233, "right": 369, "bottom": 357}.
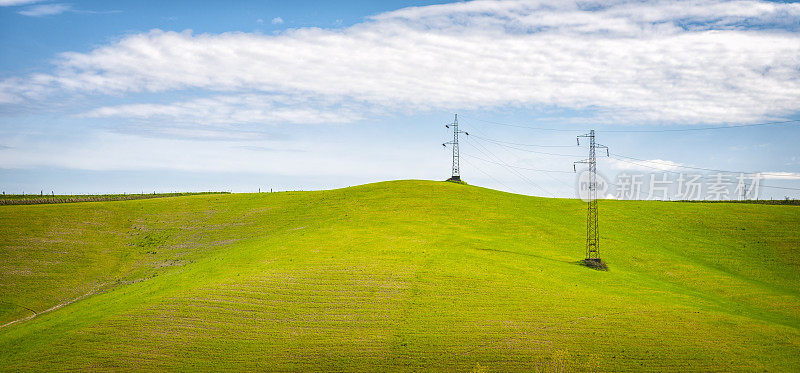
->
{"left": 18, "top": 3, "right": 70, "bottom": 16}
{"left": 608, "top": 157, "right": 684, "bottom": 171}
{"left": 82, "top": 94, "right": 363, "bottom": 125}
{"left": 0, "top": 0, "right": 40, "bottom": 6}
{"left": 759, "top": 172, "right": 800, "bottom": 180}
{"left": 606, "top": 160, "right": 800, "bottom": 180}
{"left": 271, "top": 17, "right": 283, "bottom": 25}
{"left": 2, "top": 0, "right": 800, "bottom": 124}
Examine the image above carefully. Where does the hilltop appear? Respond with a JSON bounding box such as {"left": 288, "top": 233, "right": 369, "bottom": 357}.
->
{"left": 1, "top": 180, "right": 799, "bottom": 370}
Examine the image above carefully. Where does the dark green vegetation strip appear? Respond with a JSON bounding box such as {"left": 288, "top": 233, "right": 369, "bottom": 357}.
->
{"left": 0, "top": 180, "right": 798, "bottom": 371}
{"left": 673, "top": 199, "right": 800, "bottom": 206}
{"left": 0, "top": 192, "right": 229, "bottom": 206}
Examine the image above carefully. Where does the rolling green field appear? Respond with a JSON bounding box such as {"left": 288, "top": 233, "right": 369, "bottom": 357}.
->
{"left": 1, "top": 180, "right": 799, "bottom": 371}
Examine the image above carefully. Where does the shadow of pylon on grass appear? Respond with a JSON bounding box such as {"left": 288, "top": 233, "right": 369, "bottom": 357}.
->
{"left": 577, "top": 258, "right": 609, "bottom": 271}
{"left": 445, "top": 177, "right": 467, "bottom": 185}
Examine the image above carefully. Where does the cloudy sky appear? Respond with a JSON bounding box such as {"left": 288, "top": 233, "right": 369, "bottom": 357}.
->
{"left": 1, "top": 0, "right": 799, "bottom": 199}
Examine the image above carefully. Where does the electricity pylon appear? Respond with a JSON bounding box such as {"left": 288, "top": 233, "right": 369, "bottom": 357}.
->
{"left": 574, "top": 130, "right": 608, "bottom": 261}
{"left": 443, "top": 114, "right": 468, "bottom": 181}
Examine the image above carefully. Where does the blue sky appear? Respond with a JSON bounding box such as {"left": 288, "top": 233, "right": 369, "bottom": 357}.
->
{"left": 1, "top": 0, "right": 799, "bottom": 199}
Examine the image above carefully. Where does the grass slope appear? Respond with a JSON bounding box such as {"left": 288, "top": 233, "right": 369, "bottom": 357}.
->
{"left": 1, "top": 180, "right": 798, "bottom": 371}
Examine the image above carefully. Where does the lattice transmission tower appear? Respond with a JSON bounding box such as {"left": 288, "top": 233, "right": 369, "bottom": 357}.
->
{"left": 443, "top": 114, "right": 468, "bottom": 181}
{"left": 574, "top": 130, "right": 609, "bottom": 262}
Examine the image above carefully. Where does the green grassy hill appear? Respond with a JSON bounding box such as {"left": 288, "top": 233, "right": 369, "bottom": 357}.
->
{"left": 1, "top": 180, "right": 799, "bottom": 371}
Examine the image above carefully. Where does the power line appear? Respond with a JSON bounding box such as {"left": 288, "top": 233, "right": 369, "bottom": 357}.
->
{"left": 607, "top": 156, "right": 800, "bottom": 191}
{"left": 600, "top": 119, "right": 800, "bottom": 133}
{"left": 460, "top": 115, "right": 800, "bottom": 133}
{"left": 460, "top": 117, "right": 578, "bottom": 147}
{"left": 469, "top": 136, "right": 584, "bottom": 157}
{"left": 760, "top": 185, "right": 800, "bottom": 191}
{"left": 459, "top": 115, "right": 581, "bottom": 132}
{"left": 463, "top": 118, "right": 577, "bottom": 193}
{"left": 610, "top": 153, "right": 798, "bottom": 178}
{"left": 464, "top": 139, "right": 556, "bottom": 197}
{"left": 461, "top": 157, "right": 519, "bottom": 194}
{"left": 466, "top": 139, "right": 554, "bottom": 197}
{"left": 462, "top": 153, "right": 574, "bottom": 173}
{"left": 467, "top": 133, "right": 578, "bottom": 148}
{"left": 450, "top": 114, "right": 799, "bottom": 196}
{"left": 465, "top": 128, "right": 799, "bottom": 193}
{"left": 467, "top": 136, "right": 577, "bottom": 191}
